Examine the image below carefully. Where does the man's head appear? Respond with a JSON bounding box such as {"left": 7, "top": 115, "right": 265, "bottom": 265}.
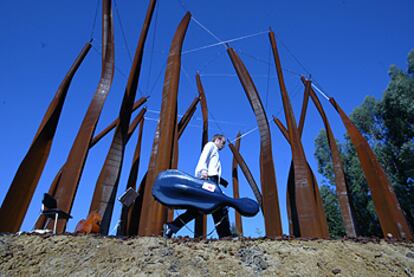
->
{"left": 211, "top": 134, "right": 226, "bottom": 150}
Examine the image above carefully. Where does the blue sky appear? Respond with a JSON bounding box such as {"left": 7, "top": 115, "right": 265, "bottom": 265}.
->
{"left": 1, "top": 0, "right": 413, "bottom": 237}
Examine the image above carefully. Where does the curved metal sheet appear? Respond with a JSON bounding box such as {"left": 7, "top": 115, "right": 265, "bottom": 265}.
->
{"left": 227, "top": 47, "right": 282, "bottom": 238}
{"left": 232, "top": 132, "right": 243, "bottom": 236}
{"left": 117, "top": 115, "right": 145, "bottom": 236}
{"left": 299, "top": 77, "right": 356, "bottom": 237}
{"left": 51, "top": 0, "right": 115, "bottom": 234}
{"left": 89, "top": 0, "right": 157, "bottom": 235}
{"left": 138, "top": 13, "right": 192, "bottom": 236}
{"left": 194, "top": 73, "right": 208, "bottom": 237}
{"left": 330, "top": 97, "right": 413, "bottom": 240}
{"left": 0, "top": 42, "right": 91, "bottom": 232}
{"left": 269, "top": 30, "right": 328, "bottom": 238}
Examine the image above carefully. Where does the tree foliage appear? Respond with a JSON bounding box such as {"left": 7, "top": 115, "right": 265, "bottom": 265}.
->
{"left": 315, "top": 49, "right": 414, "bottom": 237}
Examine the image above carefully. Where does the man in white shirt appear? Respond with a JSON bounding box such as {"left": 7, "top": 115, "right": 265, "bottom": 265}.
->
{"left": 163, "top": 134, "right": 232, "bottom": 238}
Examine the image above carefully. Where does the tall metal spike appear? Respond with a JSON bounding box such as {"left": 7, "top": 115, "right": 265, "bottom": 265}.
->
{"left": 227, "top": 47, "right": 282, "bottom": 238}
{"left": 269, "top": 30, "right": 328, "bottom": 238}
{"left": 138, "top": 13, "right": 192, "bottom": 236}
{"left": 51, "top": 0, "right": 115, "bottom": 234}
{"left": 232, "top": 132, "right": 243, "bottom": 236}
{"left": 89, "top": 0, "right": 157, "bottom": 235}
{"left": 330, "top": 97, "right": 413, "bottom": 240}
{"left": 117, "top": 112, "right": 146, "bottom": 236}
{"left": 299, "top": 77, "right": 357, "bottom": 237}
{"left": 194, "top": 73, "right": 208, "bottom": 238}
{"left": 0, "top": 42, "right": 91, "bottom": 232}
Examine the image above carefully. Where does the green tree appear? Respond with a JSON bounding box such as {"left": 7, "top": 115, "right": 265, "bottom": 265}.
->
{"left": 315, "top": 49, "right": 414, "bottom": 237}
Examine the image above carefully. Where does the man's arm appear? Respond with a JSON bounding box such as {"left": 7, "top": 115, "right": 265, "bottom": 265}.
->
{"left": 195, "top": 142, "right": 214, "bottom": 179}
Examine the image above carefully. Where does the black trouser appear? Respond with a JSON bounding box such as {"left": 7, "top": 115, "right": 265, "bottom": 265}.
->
{"left": 167, "top": 177, "right": 232, "bottom": 238}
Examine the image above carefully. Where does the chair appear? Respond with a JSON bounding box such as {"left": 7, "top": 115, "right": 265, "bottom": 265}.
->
{"left": 41, "top": 193, "right": 72, "bottom": 234}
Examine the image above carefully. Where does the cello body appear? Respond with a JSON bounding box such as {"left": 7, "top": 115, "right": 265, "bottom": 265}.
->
{"left": 152, "top": 169, "right": 259, "bottom": 217}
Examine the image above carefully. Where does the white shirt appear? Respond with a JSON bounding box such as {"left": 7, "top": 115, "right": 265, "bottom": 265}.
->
{"left": 195, "top": 141, "right": 221, "bottom": 178}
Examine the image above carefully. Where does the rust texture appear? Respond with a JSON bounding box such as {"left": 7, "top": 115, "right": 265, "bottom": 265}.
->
{"left": 329, "top": 97, "right": 413, "bottom": 240}
{"left": 89, "top": 0, "right": 156, "bottom": 235}
{"left": 178, "top": 97, "right": 200, "bottom": 139}
{"left": 269, "top": 30, "right": 328, "bottom": 238}
{"left": 194, "top": 73, "right": 208, "bottom": 237}
{"left": 228, "top": 142, "right": 263, "bottom": 209}
{"left": 138, "top": 13, "right": 192, "bottom": 236}
{"left": 227, "top": 46, "right": 282, "bottom": 238}
{"left": 117, "top": 114, "right": 146, "bottom": 236}
{"left": 35, "top": 103, "right": 147, "bottom": 230}
{"left": 300, "top": 77, "right": 357, "bottom": 237}
{"left": 90, "top": 97, "right": 148, "bottom": 147}
{"left": 232, "top": 132, "right": 243, "bottom": 235}
{"left": 0, "top": 42, "right": 91, "bottom": 232}
{"left": 50, "top": 0, "right": 115, "bottom": 234}
{"left": 127, "top": 100, "right": 197, "bottom": 235}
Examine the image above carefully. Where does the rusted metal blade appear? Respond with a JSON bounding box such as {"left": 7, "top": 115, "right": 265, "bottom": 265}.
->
{"left": 88, "top": 0, "right": 156, "bottom": 235}
{"left": 117, "top": 116, "right": 145, "bottom": 236}
{"left": 178, "top": 97, "right": 199, "bottom": 139}
{"left": 0, "top": 42, "right": 91, "bottom": 233}
{"left": 228, "top": 142, "right": 263, "bottom": 211}
{"left": 138, "top": 13, "right": 192, "bottom": 236}
{"left": 227, "top": 46, "right": 282, "bottom": 238}
{"left": 269, "top": 30, "right": 328, "bottom": 238}
{"left": 194, "top": 73, "right": 208, "bottom": 237}
{"left": 51, "top": 0, "right": 115, "bottom": 234}
{"left": 329, "top": 97, "right": 413, "bottom": 240}
{"left": 232, "top": 132, "right": 243, "bottom": 236}
{"left": 90, "top": 97, "right": 148, "bottom": 147}
{"left": 299, "top": 77, "right": 357, "bottom": 237}
{"left": 273, "top": 116, "right": 329, "bottom": 238}
{"left": 34, "top": 107, "right": 147, "bottom": 230}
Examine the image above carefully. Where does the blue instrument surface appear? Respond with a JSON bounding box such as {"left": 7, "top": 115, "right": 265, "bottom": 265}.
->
{"left": 152, "top": 169, "right": 259, "bottom": 217}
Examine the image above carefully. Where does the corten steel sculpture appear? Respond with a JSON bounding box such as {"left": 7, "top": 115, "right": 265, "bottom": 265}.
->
{"left": 138, "top": 13, "right": 192, "bottom": 236}
{"left": 35, "top": 105, "right": 147, "bottom": 230}
{"left": 269, "top": 30, "right": 329, "bottom": 238}
{"left": 194, "top": 73, "right": 208, "bottom": 237}
{"left": 90, "top": 97, "right": 148, "bottom": 147}
{"left": 274, "top": 81, "right": 329, "bottom": 238}
{"left": 127, "top": 98, "right": 199, "bottom": 235}
{"left": 117, "top": 114, "right": 146, "bottom": 236}
{"left": 298, "top": 77, "right": 357, "bottom": 237}
{"left": 329, "top": 97, "right": 413, "bottom": 240}
{"left": 89, "top": 0, "right": 157, "bottom": 235}
{"left": 228, "top": 142, "right": 263, "bottom": 210}
{"left": 50, "top": 0, "right": 115, "bottom": 234}
{"left": 232, "top": 132, "right": 243, "bottom": 236}
{"left": 177, "top": 97, "right": 200, "bottom": 140}
{"left": 0, "top": 42, "right": 91, "bottom": 233}
{"left": 227, "top": 46, "right": 282, "bottom": 238}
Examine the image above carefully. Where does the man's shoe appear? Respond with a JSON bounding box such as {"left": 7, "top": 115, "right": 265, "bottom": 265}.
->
{"left": 163, "top": 224, "right": 173, "bottom": 238}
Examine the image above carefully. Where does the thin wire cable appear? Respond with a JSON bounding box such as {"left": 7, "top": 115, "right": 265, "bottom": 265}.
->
{"left": 114, "top": 0, "right": 133, "bottom": 62}
{"left": 311, "top": 83, "right": 330, "bottom": 100}
{"left": 199, "top": 73, "right": 276, "bottom": 78}
{"left": 191, "top": 17, "right": 223, "bottom": 43}
{"left": 89, "top": 0, "right": 101, "bottom": 40}
{"left": 182, "top": 31, "right": 269, "bottom": 55}
{"left": 198, "top": 50, "right": 226, "bottom": 73}
{"left": 238, "top": 50, "right": 302, "bottom": 76}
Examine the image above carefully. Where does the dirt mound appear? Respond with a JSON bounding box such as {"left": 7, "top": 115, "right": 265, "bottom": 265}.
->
{"left": 1, "top": 234, "right": 413, "bottom": 276}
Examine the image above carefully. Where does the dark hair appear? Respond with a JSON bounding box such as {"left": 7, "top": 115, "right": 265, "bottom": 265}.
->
{"left": 211, "top": 134, "right": 225, "bottom": 142}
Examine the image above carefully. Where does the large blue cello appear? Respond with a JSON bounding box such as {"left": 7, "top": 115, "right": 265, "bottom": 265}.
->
{"left": 152, "top": 169, "right": 259, "bottom": 217}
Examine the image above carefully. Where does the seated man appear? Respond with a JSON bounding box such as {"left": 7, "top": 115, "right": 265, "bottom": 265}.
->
{"left": 163, "top": 134, "right": 231, "bottom": 238}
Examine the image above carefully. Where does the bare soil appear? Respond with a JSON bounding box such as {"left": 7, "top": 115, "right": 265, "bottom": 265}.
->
{"left": 1, "top": 233, "right": 413, "bottom": 276}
